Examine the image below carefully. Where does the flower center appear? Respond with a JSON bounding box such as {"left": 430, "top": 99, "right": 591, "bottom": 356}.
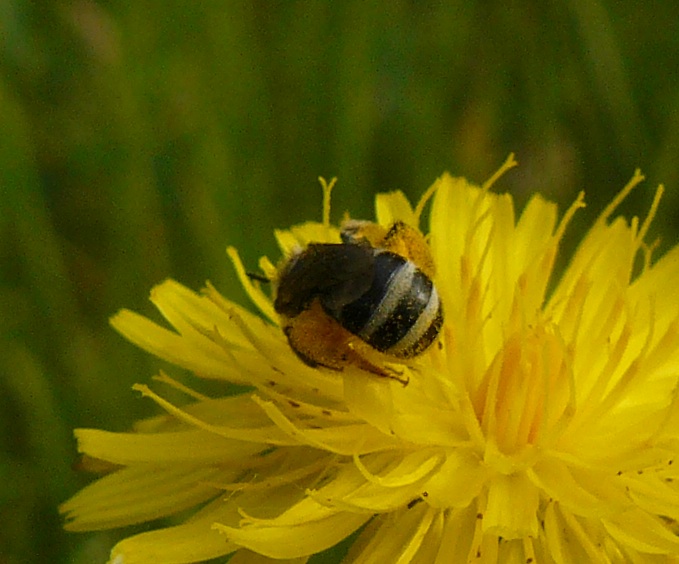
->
{"left": 476, "top": 322, "right": 573, "bottom": 459}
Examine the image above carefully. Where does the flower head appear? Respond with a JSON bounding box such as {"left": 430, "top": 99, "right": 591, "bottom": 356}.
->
{"left": 61, "top": 156, "right": 679, "bottom": 563}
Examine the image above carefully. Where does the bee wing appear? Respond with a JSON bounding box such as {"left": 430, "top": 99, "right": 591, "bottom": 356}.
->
{"left": 275, "top": 243, "right": 375, "bottom": 317}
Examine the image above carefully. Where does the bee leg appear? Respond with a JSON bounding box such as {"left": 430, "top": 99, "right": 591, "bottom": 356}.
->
{"left": 346, "top": 350, "right": 409, "bottom": 386}
{"left": 281, "top": 309, "right": 409, "bottom": 385}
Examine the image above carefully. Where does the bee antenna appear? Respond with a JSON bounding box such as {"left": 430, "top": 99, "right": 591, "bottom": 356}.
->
{"left": 246, "top": 272, "right": 270, "bottom": 283}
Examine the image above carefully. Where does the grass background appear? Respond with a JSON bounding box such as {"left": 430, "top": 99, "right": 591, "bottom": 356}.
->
{"left": 2, "top": 2, "right": 679, "bottom": 562}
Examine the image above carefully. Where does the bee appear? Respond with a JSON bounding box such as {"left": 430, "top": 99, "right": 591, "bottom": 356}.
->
{"left": 273, "top": 219, "right": 443, "bottom": 380}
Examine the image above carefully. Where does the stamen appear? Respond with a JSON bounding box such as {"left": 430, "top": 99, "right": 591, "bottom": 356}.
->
{"left": 250, "top": 395, "right": 401, "bottom": 456}
{"left": 152, "top": 371, "right": 210, "bottom": 401}
{"left": 598, "top": 169, "right": 645, "bottom": 225}
{"left": 636, "top": 184, "right": 664, "bottom": 245}
{"left": 639, "top": 238, "right": 661, "bottom": 275}
{"left": 214, "top": 455, "right": 331, "bottom": 493}
{"left": 258, "top": 386, "right": 355, "bottom": 422}
{"left": 482, "top": 153, "right": 518, "bottom": 191}
{"left": 414, "top": 182, "right": 440, "bottom": 225}
{"left": 553, "top": 191, "right": 586, "bottom": 246}
{"left": 318, "top": 177, "right": 337, "bottom": 228}
{"left": 250, "top": 395, "right": 353, "bottom": 455}
{"left": 132, "top": 384, "right": 295, "bottom": 445}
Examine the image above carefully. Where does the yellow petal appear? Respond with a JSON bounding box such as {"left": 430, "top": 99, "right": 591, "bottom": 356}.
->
{"left": 149, "top": 279, "right": 253, "bottom": 349}
{"left": 353, "top": 449, "right": 443, "bottom": 489}
{"left": 543, "top": 501, "right": 611, "bottom": 562}
{"left": 423, "top": 449, "right": 488, "bottom": 508}
{"left": 603, "top": 508, "right": 679, "bottom": 554}
{"left": 346, "top": 505, "right": 438, "bottom": 564}
{"left": 275, "top": 222, "right": 339, "bottom": 255}
{"left": 251, "top": 395, "right": 400, "bottom": 455}
{"left": 73, "top": 428, "right": 264, "bottom": 464}
{"left": 110, "top": 513, "right": 238, "bottom": 564}
{"left": 529, "top": 457, "right": 629, "bottom": 518}
{"left": 375, "top": 191, "right": 417, "bottom": 227}
{"left": 225, "top": 248, "right": 278, "bottom": 323}
{"left": 215, "top": 502, "right": 369, "bottom": 559}
{"left": 343, "top": 368, "right": 469, "bottom": 448}
{"left": 61, "top": 463, "right": 230, "bottom": 530}
{"left": 306, "top": 459, "right": 420, "bottom": 512}
{"left": 227, "top": 551, "right": 308, "bottom": 564}
{"left": 430, "top": 505, "right": 478, "bottom": 562}
{"left": 623, "top": 473, "right": 679, "bottom": 523}
{"left": 484, "top": 472, "right": 539, "bottom": 539}
{"left": 111, "top": 309, "right": 241, "bottom": 381}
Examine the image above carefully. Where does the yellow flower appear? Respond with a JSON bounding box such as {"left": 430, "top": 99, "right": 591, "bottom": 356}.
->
{"left": 61, "top": 155, "right": 679, "bottom": 563}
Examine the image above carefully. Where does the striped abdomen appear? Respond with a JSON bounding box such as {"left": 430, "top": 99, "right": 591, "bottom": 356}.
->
{"left": 323, "top": 250, "right": 443, "bottom": 358}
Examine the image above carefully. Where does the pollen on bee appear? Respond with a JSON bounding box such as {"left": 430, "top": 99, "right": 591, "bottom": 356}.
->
{"left": 281, "top": 301, "right": 358, "bottom": 371}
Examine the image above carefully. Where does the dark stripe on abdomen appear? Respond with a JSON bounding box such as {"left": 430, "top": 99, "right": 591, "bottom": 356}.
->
{"left": 331, "top": 251, "right": 405, "bottom": 335}
{"left": 364, "top": 269, "right": 433, "bottom": 353}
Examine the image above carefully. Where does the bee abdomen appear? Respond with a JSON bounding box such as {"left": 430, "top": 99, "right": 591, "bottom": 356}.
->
{"left": 326, "top": 251, "right": 443, "bottom": 358}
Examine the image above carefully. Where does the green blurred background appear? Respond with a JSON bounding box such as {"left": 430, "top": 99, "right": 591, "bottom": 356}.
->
{"left": 2, "top": 2, "right": 679, "bottom": 562}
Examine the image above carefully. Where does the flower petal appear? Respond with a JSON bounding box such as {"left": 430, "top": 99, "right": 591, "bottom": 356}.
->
{"left": 375, "top": 191, "right": 417, "bottom": 227}
{"left": 110, "top": 510, "right": 238, "bottom": 564}
{"left": 275, "top": 222, "right": 340, "bottom": 255}
{"left": 432, "top": 505, "right": 478, "bottom": 563}
{"left": 111, "top": 309, "right": 242, "bottom": 381}
{"left": 215, "top": 500, "right": 370, "bottom": 559}
{"left": 484, "top": 472, "right": 539, "bottom": 539}
{"left": 353, "top": 449, "right": 443, "bottom": 489}
{"left": 61, "top": 463, "right": 229, "bottom": 530}
{"left": 343, "top": 368, "right": 469, "bottom": 448}
{"left": 603, "top": 509, "right": 679, "bottom": 555}
{"left": 623, "top": 473, "right": 679, "bottom": 522}
{"left": 306, "top": 459, "right": 422, "bottom": 513}
{"left": 225, "top": 248, "right": 278, "bottom": 323}
{"left": 227, "top": 551, "right": 309, "bottom": 564}
{"left": 543, "top": 502, "right": 611, "bottom": 562}
{"left": 74, "top": 428, "right": 265, "bottom": 465}
{"left": 251, "top": 395, "right": 400, "bottom": 454}
{"left": 148, "top": 279, "right": 252, "bottom": 348}
{"left": 529, "top": 457, "right": 629, "bottom": 518}
{"left": 423, "top": 449, "right": 488, "bottom": 509}
{"left": 345, "top": 504, "right": 437, "bottom": 564}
